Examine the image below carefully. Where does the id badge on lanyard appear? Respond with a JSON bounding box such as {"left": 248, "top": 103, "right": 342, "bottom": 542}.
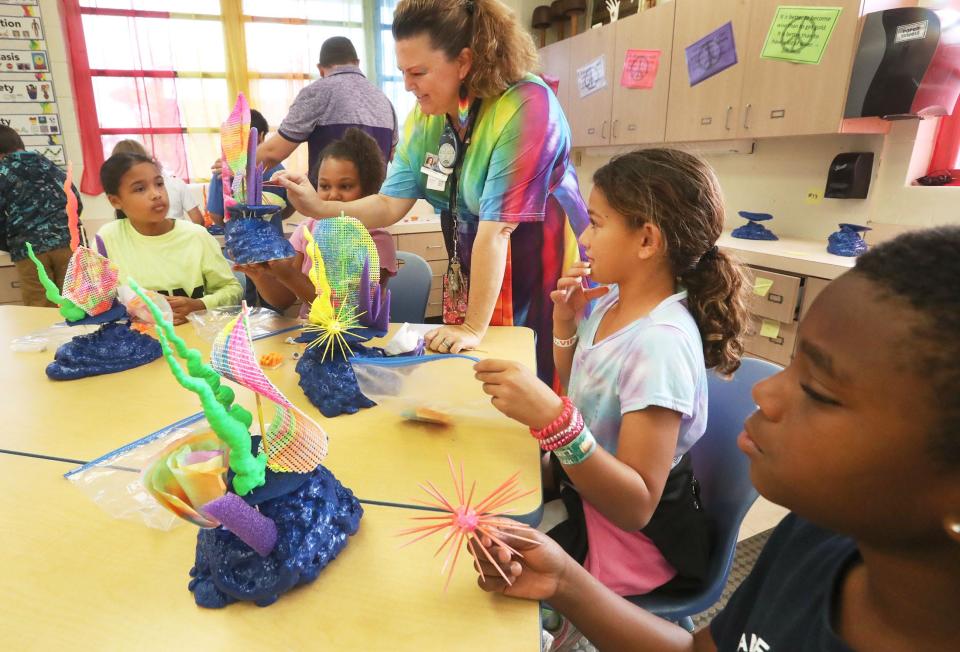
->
{"left": 436, "top": 99, "right": 480, "bottom": 325}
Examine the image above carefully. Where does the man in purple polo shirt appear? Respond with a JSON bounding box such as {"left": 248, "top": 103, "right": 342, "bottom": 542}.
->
{"left": 256, "top": 36, "right": 398, "bottom": 176}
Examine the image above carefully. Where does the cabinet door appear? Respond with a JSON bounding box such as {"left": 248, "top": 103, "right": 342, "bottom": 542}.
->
{"left": 665, "top": 0, "right": 751, "bottom": 142}
{"left": 611, "top": 1, "right": 675, "bottom": 145}
{"left": 567, "top": 24, "right": 617, "bottom": 147}
{"left": 738, "top": 0, "right": 861, "bottom": 138}
{"left": 538, "top": 39, "right": 571, "bottom": 115}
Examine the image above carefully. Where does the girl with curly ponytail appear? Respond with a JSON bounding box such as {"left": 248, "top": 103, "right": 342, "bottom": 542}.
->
{"left": 475, "top": 148, "right": 749, "bottom": 620}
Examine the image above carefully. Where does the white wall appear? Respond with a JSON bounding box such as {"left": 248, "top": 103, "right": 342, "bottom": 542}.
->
{"left": 573, "top": 118, "right": 960, "bottom": 243}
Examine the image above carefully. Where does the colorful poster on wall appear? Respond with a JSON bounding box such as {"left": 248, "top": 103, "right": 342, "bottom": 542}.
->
{"left": 0, "top": 13, "right": 42, "bottom": 39}
{"left": 0, "top": 48, "right": 48, "bottom": 72}
{"left": 0, "top": 78, "right": 54, "bottom": 102}
{"left": 760, "top": 6, "right": 843, "bottom": 65}
{"left": 685, "top": 21, "right": 738, "bottom": 86}
{"left": 576, "top": 55, "right": 607, "bottom": 98}
{"left": 621, "top": 49, "right": 661, "bottom": 89}
{"left": 0, "top": 113, "right": 60, "bottom": 135}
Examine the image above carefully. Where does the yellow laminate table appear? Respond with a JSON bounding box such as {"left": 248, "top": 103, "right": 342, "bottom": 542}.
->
{"left": 247, "top": 323, "right": 543, "bottom": 516}
{"left": 0, "top": 455, "right": 539, "bottom": 651}
{"left": 1, "top": 307, "right": 543, "bottom": 515}
{"left": 0, "top": 305, "right": 296, "bottom": 461}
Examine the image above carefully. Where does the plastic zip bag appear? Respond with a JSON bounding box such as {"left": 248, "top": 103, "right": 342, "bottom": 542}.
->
{"left": 186, "top": 305, "right": 297, "bottom": 342}
{"left": 10, "top": 322, "right": 101, "bottom": 352}
{"left": 351, "top": 354, "right": 502, "bottom": 425}
{"left": 64, "top": 413, "right": 209, "bottom": 530}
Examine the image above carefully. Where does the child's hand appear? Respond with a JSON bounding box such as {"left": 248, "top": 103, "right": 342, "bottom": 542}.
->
{"left": 271, "top": 170, "right": 328, "bottom": 218}
{"left": 166, "top": 296, "right": 205, "bottom": 325}
{"left": 474, "top": 359, "right": 563, "bottom": 430}
{"left": 233, "top": 262, "right": 270, "bottom": 280}
{"left": 471, "top": 527, "right": 569, "bottom": 601}
{"left": 550, "top": 262, "right": 609, "bottom": 323}
{"left": 265, "top": 256, "right": 301, "bottom": 282}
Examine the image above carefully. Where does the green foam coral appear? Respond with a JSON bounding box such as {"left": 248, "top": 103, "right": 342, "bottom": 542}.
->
{"left": 25, "top": 242, "right": 86, "bottom": 322}
{"left": 129, "top": 279, "right": 266, "bottom": 496}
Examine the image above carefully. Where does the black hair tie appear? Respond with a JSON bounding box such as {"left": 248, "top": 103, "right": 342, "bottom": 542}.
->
{"left": 695, "top": 245, "right": 719, "bottom": 268}
{"left": 464, "top": 0, "right": 475, "bottom": 15}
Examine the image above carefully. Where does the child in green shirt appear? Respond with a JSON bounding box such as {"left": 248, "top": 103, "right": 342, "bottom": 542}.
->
{"left": 96, "top": 153, "right": 242, "bottom": 324}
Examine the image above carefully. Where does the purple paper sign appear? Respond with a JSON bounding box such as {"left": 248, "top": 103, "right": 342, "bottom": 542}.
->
{"left": 685, "top": 21, "right": 738, "bottom": 87}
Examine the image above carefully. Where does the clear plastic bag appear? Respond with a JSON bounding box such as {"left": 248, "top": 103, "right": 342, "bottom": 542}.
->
{"left": 186, "top": 305, "right": 295, "bottom": 342}
{"left": 64, "top": 413, "right": 209, "bottom": 530}
{"left": 351, "top": 354, "right": 503, "bottom": 426}
{"left": 10, "top": 322, "right": 100, "bottom": 352}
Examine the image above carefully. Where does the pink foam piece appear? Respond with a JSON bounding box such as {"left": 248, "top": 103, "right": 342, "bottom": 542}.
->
{"left": 202, "top": 493, "right": 278, "bottom": 557}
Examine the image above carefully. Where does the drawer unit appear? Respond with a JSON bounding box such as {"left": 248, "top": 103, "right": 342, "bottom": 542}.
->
{"left": 799, "top": 277, "right": 830, "bottom": 321}
{"left": 747, "top": 267, "right": 802, "bottom": 324}
{"left": 743, "top": 316, "right": 798, "bottom": 367}
{"left": 426, "top": 286, "right": 443, "bottom": 318}
{"left": 397, "top": 232, "right": 446, "bottom": 262}
{"left": 0, "top": 265, "right": 23, "bottom": 304}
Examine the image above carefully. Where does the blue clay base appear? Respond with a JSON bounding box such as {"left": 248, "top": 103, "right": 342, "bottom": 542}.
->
{"left": 46, "top": 321, "right": 162, "bottom": 381}
{"left": 63, "top": 301, "right": 128, "bottom": 326}
{"left": 296, "top": 346, "right": 375, "bottom": 417}
{"left": 188, "top": 464, "right": 363, "bottom": 608}
{"left": 224, "top": 212, "right": 294, "bottom": 265}
{"left": 827, "top": 224, "right": 869, "bottom": 257}
{"left": 731, "top": 221, "right": 779, "bottom": 241}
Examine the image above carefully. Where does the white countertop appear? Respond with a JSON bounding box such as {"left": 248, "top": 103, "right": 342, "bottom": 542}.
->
{"left": 718, "top": 232, "right": 856, "bottom": 280}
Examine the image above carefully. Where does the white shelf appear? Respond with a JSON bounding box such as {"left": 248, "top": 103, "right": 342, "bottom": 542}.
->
{"left": 719, "top": 232, "right": 856, "bottom": 280}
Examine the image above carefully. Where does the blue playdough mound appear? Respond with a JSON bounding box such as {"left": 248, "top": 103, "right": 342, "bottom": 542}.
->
{"left": 827, "top": 223, "right": 870, "bottom": 257}
{"left": 188, "top": 464, "right": 363, "bottom": 608}
{"left": 295, "top": 346, "right": 375, "bottom": 418}
{"left": 46, "top": 321, "right": 162, "bottom": 381}
{"left": 731, "top": 211, "right": 779, "bottom": 241}
{"left": 223, "top": 207, "right": 294, "bottom": 265}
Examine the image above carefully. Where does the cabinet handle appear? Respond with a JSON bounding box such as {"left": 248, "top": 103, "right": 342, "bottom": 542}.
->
{"left": 426, "top": 244, "right": 443, "bottom": 249}
{"left": 601, "top": 120, "right": 609, "bottom": 139}
{"left": 724, "top": 106, "right": 733, "bottom": 131}
{"left": 743, "top": 103, "right": 752, "bottom": 130}
{"left": 612, "top": 120, "right": 619, "bottom": 139}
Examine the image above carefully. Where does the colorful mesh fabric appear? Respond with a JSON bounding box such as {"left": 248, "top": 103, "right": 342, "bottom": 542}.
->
{"left": 311, "top": 215, "right": 379, "bottom": 308}
{"left": 61, "top": 246, "right": 120, "bottom": 316}
{"left": 210, "top": 304, "right": 328, "bottom": 472}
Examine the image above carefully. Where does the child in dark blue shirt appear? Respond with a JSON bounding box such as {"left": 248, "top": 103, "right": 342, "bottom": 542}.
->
{"left": 473, "top": 227, "right": 960, "bottom": 652}
{"left": 0, "top": 126, "right": 83, "bottom": 306}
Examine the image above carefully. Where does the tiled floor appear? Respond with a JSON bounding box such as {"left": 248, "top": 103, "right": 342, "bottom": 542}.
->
{"left": 737, "top": 496, "right": 790, "bottom": 541}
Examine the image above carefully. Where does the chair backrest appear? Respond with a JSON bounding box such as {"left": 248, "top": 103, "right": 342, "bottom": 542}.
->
{"left": 688, "top": 357, "right": 782, "bottom": 602}
{"left": 388, "top": 251, "right": 433, "bottom": 324}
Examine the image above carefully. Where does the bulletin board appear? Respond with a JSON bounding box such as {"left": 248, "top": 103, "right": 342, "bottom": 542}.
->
{"left": 0, "top": 0, "right": 68, "bottom": 167}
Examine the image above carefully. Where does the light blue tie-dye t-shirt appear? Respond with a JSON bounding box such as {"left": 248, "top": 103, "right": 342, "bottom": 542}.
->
{"left": 568, "top": 286, "right": 708, "bottom": 459}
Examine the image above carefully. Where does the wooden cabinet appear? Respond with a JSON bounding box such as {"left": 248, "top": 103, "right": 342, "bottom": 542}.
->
{"left": 611, "top": 2, "right": 676, "bottom": 145}
{"left": 665, "top": 0, "right": 751, "bottom": 142}
{"left": 0, "top": 265, "right": 22, "bottom": 305}
{"left": 567, "top": 23, "right": 617, "bottom": 147}
{"left": 397, "top": 232, "right": 447, "bottom": 319}
{"left": 737, "top": 0, "right": 862, "bottom": 138}
{"left": 538, "top": 39, "right": 572, "bottom": 115}
{"left": 664, "top": 0, "right": 864, "bottom": 142}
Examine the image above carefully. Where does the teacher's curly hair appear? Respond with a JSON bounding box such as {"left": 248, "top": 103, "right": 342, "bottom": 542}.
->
{"left": 393, "top": 0, "right": 538, "bottom": 98}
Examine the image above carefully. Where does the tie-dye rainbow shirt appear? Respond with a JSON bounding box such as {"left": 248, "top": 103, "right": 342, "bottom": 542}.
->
{"left": 380, "top": 73, "right": 588, "bottom": 383}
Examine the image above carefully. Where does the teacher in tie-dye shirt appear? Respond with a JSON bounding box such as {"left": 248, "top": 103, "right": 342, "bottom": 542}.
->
{"left": 275, "top": 0, "right": 588, "bottom": 384}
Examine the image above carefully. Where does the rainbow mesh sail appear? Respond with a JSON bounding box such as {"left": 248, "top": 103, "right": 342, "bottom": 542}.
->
{"left": 211, "top": 304, "right": 328, "bottom": 472}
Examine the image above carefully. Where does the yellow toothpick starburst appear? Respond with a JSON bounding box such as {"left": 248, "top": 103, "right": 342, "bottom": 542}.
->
{"left": 302, "top": 300, "right": 367, "bottom": 361}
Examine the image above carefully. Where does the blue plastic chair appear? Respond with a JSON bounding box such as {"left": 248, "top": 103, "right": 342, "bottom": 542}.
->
{"left": 628, "top": 357, "right": 782, "bottom": 628}
{"left": 389, "top": 251, "right": 433, "bottom": 324}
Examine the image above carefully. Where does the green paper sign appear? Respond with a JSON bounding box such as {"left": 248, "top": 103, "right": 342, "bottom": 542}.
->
{"left": 760, "top": 6, "right": 842, "bottom": 65}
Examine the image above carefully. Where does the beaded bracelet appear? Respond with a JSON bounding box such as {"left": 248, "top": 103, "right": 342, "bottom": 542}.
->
{"left": 530, "top": 396, "right": 574, "bottom": 440}
{"left": 542, "top": 409, "right": 584, "bottom": 452}
{"left": 554, "top": 425, "right": 598, "bottom": 466}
